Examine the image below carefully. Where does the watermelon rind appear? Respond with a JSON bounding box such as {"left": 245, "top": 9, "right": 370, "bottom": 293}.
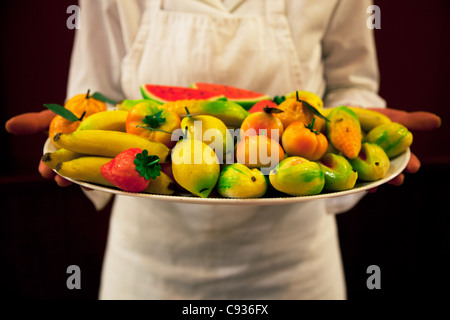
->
{"left": 141, "top": 84, "right": 224, "bottom": 104}
{"left": 191, "top": 82, "right": 271, "bottom": 110}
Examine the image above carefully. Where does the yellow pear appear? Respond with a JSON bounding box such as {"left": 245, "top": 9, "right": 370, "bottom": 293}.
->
{"left": 171, "top": 138, "right": 220, "bottom": 198}
{"left": 181, "top": 114, "right": 234, "bottom": 164}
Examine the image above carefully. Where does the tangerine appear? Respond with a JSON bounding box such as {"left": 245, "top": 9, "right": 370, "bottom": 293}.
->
{"left": 49, "top": 91, "right": 107, "bottom": 148}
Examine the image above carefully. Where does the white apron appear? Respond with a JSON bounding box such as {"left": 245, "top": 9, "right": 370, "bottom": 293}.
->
{"left": 100, "top": 0, "right": 346, "bottom": 300}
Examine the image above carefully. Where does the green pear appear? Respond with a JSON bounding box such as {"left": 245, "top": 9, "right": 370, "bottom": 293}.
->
{"left": 269, "top": 157, "right": 324, "bottom": 196}
{"left": 201, "top": 100, "right": 250, "bottom": 127}
{"left": 171, "top": 138, "right": 220, "bottom": 198}
{"left": 318, "top": 153, "right": 358, "bottom": 191}
{"left": 349, "top": 143, "right": 390, "bottom": 181}
{"left": 217, "top": 163, "right": 268, "bottom": 198}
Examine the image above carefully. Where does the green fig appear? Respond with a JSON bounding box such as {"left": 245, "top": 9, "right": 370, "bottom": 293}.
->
{"left": 269, "top": 157, "right": 324, "bottom": 196}
{"left": 217, "top": 164, "right": 268, "bottom": 198}
{"left": 318, "top": 153, "right": 358, "bottom": 191}
{"left": 349, "top": 143, "right": 390, "bottom": 181}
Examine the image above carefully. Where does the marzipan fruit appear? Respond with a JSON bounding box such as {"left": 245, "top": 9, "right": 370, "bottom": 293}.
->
{"left": 363, "top": 122, "right": 413, "bottom": 158}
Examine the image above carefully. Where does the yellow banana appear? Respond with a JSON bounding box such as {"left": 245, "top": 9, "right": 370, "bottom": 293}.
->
{"left": 143, "top": 172, "right": 176, "bottom": 195}
{"left": 56, "top": 156, "right": 176, "bottom": 195}
{"left": 53, "top": 130, "right": 171, "bottom": 162}
{"left": 42, "top": 148, "right": 85, "bottom": 169}
{"left": 347, "top": 107, "right": 391, "bottom": 132}
{"left": 77, "top": 110, "right": 128, "bottom": 132}
{"left": 56, "top": 156, "right": 114, "bottom": 187}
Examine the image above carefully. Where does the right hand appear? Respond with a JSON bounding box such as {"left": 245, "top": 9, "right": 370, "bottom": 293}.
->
{"left": 5, "top": 109, "right": 72, "bottom": 187}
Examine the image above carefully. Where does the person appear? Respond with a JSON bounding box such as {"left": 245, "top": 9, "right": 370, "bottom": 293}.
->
{"left": 5, "top": 0, "right": 441, "bottom": 300}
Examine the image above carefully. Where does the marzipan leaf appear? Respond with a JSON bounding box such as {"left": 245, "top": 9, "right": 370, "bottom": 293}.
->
{"left": 295, "top": 91, "right": 329, "bottom": 122}
{"left": 43, "top": 104, "right": 79, "bottom": 122}
{"left": 91, "top": 92, "right": 119, "bottom": 105}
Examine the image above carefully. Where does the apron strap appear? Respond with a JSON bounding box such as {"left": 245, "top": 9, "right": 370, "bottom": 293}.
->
{"left": 266, "top": 0, "right": 285, "bottom": 16}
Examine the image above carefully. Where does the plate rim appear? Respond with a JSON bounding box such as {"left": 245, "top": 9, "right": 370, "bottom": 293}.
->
{"left": 43, "top": 138, "right": 411, "bottom": 205}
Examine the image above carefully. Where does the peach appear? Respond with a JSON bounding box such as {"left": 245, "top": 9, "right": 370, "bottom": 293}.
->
{"left": 235, "top": 135, "right": 285, "bottom": 169}
{"left": 240, "top": 107, "right": 284, "bottom": 141}
{"left": 281, "top": 120, "right": 328, "bottom": 161}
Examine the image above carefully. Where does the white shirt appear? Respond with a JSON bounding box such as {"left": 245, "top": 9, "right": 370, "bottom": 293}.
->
{"left": 69, "top": 0, "right": 384, "bottom": 109}
{"left": 67, "top": 0, "right": 384, "bottom": 300}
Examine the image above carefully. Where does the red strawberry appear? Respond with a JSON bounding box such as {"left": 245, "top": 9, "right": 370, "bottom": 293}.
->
{"left": 101, "top": 148, "right": 161, "bottom": 192}
{"left": 248, "top": 99, "right": 278, "bottom": 113}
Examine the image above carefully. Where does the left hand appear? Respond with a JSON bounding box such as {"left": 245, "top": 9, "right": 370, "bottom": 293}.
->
{"left": 367, "top": 107, "right": 441, "bottom": 191}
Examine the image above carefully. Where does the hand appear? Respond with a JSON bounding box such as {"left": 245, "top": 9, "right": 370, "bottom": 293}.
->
{"left": 5, "top": 109, "right": 72, "bottom": 187}
{"left": 38, "top": 159, "right": 73, "bottom": 187}
{"left": 367, "top": 107, "right": 441, "bottom": 191}
{"left": 5, "top": 109, "right": 55, "bottom": 135}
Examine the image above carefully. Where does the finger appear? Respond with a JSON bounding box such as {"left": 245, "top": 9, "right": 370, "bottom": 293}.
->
{"left": 401, "top": 111, "right": 441, "bottom": 131}
{"left": 5, "top": 109, "right": 55, "bottom": 135}
{"left": 388, "top": 173, "right": 404, "bottom": 186}
{"left": 38, "top": 109, "right": 56, "bottom": 133}
{"left": 38, "top": 160, "right": 55, "bottom": 179}
{"left": 369, "top": 108, "right": 441, "bottom": 131}
{"left": 6, "top": 112, "right": 43, "bottom": 134}
{"left": 405, "top": 153, "right": 421, "bottom": 174}
{"left": 55, "top": 174, "right": 72, "bottom": 187}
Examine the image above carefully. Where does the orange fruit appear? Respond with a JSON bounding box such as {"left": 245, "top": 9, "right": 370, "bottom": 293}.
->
{"left": 235, "top": 135, "right": 285, "bottom": 168}
{"left": 240, "top": 110, "right": 284, "bottom": 141}
{"left": 281, "top": 121, "right": 328, "bottom": 161}
{"left": 49, "top": 91, "right": 107, "bottom": 148}
{"left": 64, "top": 92, "right": 107, "bottom": 114}
{"left": 273, "top": 98, "right": 324, "bottom": 131}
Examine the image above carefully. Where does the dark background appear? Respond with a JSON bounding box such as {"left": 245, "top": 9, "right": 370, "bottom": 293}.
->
{"left": 0, "top": 0, "right": 449, "bottom": 300}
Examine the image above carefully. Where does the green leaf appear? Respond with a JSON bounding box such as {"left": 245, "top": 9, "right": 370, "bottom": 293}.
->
{"left": 272, "top": 95, "right": 286, "bottom": 105}
{"left": 302, "top": 100, "right": 329, "bottom": 122}
{"left": 43, "top": 103, "right": 79, "bottom": 122}
{"left": 134, "top": 150, "right": 161, "bottom": 180}
{"left": 304, "top": 118, "right": 320, "bottom": 135}
{"left": 295, "top": 91, "right": 329, "bottom": 122}
{"left": 91, "top": 92, "right": 119, "bottom": 105}
{"left": 143, "top": 110, "right": 166, "bottom": 128}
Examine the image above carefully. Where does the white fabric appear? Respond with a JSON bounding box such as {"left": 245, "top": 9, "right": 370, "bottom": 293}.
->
{"left": 67, "top": 0, "right": 384, "bottom": 299}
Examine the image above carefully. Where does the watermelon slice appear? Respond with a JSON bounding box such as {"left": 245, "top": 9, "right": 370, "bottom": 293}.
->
{"left": 141, "top": 84, "right": 223, "bottom": 104}
{"left": 191, "top": 82, "right": 271, "bottom": 110}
